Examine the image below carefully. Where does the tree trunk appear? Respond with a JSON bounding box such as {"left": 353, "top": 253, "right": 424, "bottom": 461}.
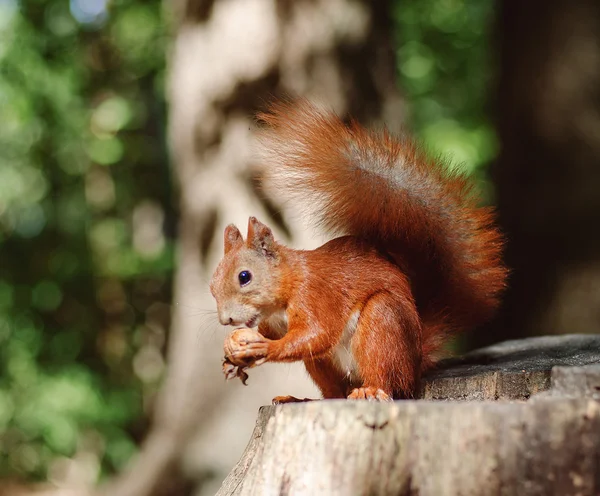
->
{"left": 101, "top": 1, "right": 403, "bottom": 495}
{"left": 218, "top": 335, "right": 600, "bottom": 496}
{"left": 484, "top": 0, "right": 600, "bottom": 347}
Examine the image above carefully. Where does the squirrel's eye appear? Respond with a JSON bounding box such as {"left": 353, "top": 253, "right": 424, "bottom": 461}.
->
{"left": 238, "top": 270, "right": 252, "bottom": 286}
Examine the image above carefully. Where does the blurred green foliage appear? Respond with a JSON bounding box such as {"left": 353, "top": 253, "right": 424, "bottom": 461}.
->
{"left": 394, "top": 0, "right": 497, "bottom": 179}
{"left": 0, "top": 0, "right": 495, "bottom": 486}
{"left": 0, "top": 0, "right": 172, "bottom": 482}
{"left": 394, "top": 0, "right": 497, "bottom": 354}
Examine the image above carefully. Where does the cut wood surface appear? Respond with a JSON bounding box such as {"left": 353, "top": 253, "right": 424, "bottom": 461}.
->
{"left": 217, "top": 335, "right": 600, "bottom": 496}
{"left": 421, "top": 333, "right": 600, "bottom": 400}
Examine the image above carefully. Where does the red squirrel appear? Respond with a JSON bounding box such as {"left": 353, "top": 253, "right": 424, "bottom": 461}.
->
{"left": 209, "top": 100, "right": 507, "bottom": 403}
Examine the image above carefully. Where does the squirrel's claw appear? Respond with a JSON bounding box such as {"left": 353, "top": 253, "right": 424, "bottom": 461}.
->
{"left": 347, "top": 387, "right": 392, "bottom": 402}
{"left": 222, "top": 358, "right": 250, "bottom": 385}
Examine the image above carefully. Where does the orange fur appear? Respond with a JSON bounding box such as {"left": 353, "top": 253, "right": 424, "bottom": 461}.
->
{"left": 210, "top": 100, "right": 508, "bottom": 401}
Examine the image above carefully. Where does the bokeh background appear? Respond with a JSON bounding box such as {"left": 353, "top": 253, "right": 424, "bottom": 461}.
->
{"left": 1, "top": 0, "right": 599, "bottom": 495}
{"left": 1, "top": 0, "right": 172, "bottom": 490}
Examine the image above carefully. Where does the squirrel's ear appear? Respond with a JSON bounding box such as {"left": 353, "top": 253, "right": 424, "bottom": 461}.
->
{"left": 247, "top": 217, "right": 276, "bottom": 257}
{"left": 224, "top": 224, "right": 243, "bottom": 254}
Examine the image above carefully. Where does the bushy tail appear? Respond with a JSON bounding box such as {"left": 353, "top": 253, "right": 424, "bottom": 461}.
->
{"left": 256, "top": 100, "right": 508, "bottom": 361}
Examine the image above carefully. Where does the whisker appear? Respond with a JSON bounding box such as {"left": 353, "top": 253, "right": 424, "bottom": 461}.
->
{"left": 193, "top": 314, "right": 227, "bottom": 345}
{"left": 172, "top": 302, "right": 218, "bottom": 318}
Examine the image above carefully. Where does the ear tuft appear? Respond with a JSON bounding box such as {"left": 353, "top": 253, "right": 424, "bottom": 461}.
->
{"left": 224, "top": 224, "right": 243, "bottom": 254}
{"left": 247, "top": 217, "right": 276, "bottom": 257}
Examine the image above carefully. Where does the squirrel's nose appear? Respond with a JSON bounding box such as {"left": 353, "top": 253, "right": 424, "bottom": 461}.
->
{"left": 219, "top": 316, "right": 234, "bottom": 326}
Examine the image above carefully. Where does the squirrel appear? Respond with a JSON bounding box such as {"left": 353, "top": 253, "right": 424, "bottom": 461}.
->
{"left": 209, "top": 99, "right": 507, "bottom": 403}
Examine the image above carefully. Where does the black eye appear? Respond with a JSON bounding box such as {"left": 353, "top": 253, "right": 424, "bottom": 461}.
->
{"left": 238, "top": 270, "right": 252, "bottom": 286}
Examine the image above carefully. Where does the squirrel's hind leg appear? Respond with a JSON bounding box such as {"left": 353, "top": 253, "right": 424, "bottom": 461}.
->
{"left": 352, "top": 291, "right": 423, "bottom": 399}
{"left": 347, "top": 386, "right": 391, "bottom": 401}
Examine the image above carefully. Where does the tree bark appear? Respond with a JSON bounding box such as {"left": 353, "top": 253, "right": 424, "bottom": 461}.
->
{"left": 421, "top": 334, "right": 600, "bottom": 401}
{"left": 218, "top": 335, "right": 600, "bottom": 496}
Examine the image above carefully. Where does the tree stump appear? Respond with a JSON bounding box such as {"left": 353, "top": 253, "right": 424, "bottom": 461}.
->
{"left": 217, "top": 335, "right": 600, "bottom": 496}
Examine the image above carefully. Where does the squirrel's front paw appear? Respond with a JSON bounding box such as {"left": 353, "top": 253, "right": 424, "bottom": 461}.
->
{"left": 224, "top": 328, "right": 270, "bottom": 368}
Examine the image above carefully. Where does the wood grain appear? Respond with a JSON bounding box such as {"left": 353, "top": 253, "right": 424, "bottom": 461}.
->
{"left": 218, "top": 335, "right": 600, "bottom": 496}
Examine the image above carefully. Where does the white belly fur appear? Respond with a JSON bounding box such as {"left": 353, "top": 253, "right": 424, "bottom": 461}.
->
{"left": 331, "top": 310, "right": 360, "bottom": 382}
